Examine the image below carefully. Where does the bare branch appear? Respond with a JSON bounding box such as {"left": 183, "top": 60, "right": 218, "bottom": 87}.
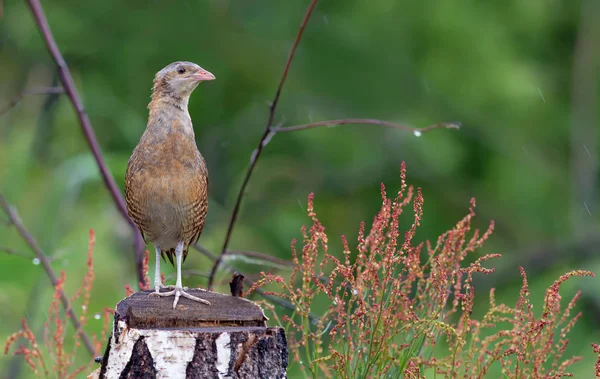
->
{"left": 25, "top": 0, "right": 145, "bottom": 285}
{"left": 272, "top": 119, "right": 461, "bottom": 134}
{"left": 0, "top": 194, "right": 96, "bottom": 357}
{"left": 23, "top": 87, "right": 65, "bottom": 96}
{"left": 195, "top": 244, "right": 319, "bottom": 324}
{"left": 0, "top": 246, "right": 30, "bottom": 259}
{"left": 228, "top": 248, "right": 346, "bottom": 288}
{"left": 206, "top": 0, "right": 462, "bottom": 290}
{"left": 225, "top": 250, "right": 294, "bottom": 268}
{"left": 165, "top": 270, "right": 209, "bottom": 281}
{"left": 207, "top": 0, "right": 321, "bottom": 290}
{"left": 0, "top": 87, "right": 64, "bottom": 116}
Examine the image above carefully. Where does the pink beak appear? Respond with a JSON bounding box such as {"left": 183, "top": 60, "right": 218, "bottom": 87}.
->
{"left": 193, "top": 69, "right": 215, "bottom": 82}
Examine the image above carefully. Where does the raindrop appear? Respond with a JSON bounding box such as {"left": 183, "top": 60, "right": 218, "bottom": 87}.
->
{"left": 262, "top": 130, "right": 276, "bottom": 147}
{"left": 537, "top": 87, "right": 546, "bottom": 103}
{"left": 413, "top": 130, "right": 422, "bottom": 137}
{"left": 82, "top": 305, "right": 87, "bottom": 311}
{"left": 583, "top": 144, "right": 591, "bottom": 157}
{"left": 352, "top": 289, "right": 358, "bottom": 296}
{"left": 32, "top": 258, "right": 40, "bottom": 265}
{"left": 249, "top": 148, "right": 258, "bottom": 163}
{"left": 584, "top": 202, "right": 592, "bottom": 216}
{"left": 94, "top": 313, "right": 101, "bottom": 320}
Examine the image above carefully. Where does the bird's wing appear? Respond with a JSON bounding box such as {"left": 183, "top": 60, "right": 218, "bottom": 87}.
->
{"left": 182, "top": 172, "right": 208, "bottom": 263}
{"left": 124, "top": 155, "right": 147, "bottom": 243}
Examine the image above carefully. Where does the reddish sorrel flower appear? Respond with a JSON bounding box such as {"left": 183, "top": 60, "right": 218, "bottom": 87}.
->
{"left": 5, "top": 230, "right": 113, "bottom": 378}
{"left": 249, "top": 163, "right": 595, "bottom": 378}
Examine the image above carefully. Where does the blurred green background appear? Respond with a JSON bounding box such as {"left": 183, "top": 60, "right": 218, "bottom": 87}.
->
{"left": 1, "top": 0, "right": 599, "bottom": 377}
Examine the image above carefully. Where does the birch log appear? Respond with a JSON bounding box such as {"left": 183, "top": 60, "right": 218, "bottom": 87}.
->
{"left": 97, "top": 290, "right": 288, "bottom": 379}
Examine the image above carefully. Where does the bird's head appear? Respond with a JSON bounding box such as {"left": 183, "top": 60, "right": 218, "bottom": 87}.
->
{"left": 151, "top": 61, "right": 215, "bottom": 103}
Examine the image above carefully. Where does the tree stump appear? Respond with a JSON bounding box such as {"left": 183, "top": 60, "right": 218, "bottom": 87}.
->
{"left": 97, "top": 290, "right": 288, "bottom": 379}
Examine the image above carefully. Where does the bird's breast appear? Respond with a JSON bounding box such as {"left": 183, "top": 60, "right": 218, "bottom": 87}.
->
{"left": 126, "top": 130, "right": 208, "bottom": 250}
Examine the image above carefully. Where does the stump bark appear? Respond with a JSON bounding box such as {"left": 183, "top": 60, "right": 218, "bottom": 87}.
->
{"left": 97, "top": 290, "right": 288, "bottom": 379}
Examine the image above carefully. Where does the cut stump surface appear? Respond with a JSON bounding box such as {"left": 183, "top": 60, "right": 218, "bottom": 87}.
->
{"left": 99, "top": 290, "right": 287, "bottom": 379}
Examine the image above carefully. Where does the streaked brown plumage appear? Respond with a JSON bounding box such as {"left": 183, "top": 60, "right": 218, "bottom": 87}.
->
{"left": 125, "top": 61, "right": 215, "bottom": 308}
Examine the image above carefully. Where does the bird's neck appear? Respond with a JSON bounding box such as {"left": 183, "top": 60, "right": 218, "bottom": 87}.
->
{"left": 149, "top": 92, "right": 190, "bottom": 111}
{"left": 146, "top": 94, "right": 195, "bottom": 140}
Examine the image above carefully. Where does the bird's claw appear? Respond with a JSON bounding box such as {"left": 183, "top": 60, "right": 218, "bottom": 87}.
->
{"left": 161, "top": 285, "right": 179, "bottom": 290}
{"left": 155, "top": 282, "right": 190, "bottom": 291}
{"left": 149, "top": 287, "right": 211, "bottom": 308}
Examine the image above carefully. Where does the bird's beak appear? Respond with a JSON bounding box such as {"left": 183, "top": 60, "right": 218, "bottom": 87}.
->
{"left": 193, "top": 69, "right": 215, "bottom": 82}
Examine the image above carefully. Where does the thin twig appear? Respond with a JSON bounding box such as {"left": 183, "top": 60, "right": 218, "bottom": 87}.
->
{"left": 195, "top": 244, "right": 319, "bottom": 324}
{"left": 0, "top": 195, "right": 96, "bottom": 357}
{"left": 229, "top": 248, "right": 349, "bottom": 290}
{"left": 0, "top": 246, "right": 30, "bottom": 259}
{"left": 26, "top": 0, "right": 145, "bottom": 285}
{"left": 272, "top": 119, "right": 461, "bottom": 133}
{"left": 206, "top": 0, "right": 461, "bottom": 290}
{"left": 248, "top": 278, "right": 321, "bottom": 324}
{"left": 225, "top": 250, "right": 295, "bottom": 268}
{"left": 207, "top": 0, "right": 321, "bottom": 290}
{"left": 0, "top": 87, "right": 64, "bottom": 116}
{"left": 164, "top": 270, "right": 209, "bottom": 281}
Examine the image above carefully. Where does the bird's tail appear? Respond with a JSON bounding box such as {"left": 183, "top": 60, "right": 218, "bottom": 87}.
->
{"left": 161, "top": 248, "right": 175, "bottom": 266}
{"left": 161, "top": 247, "right": 189, "bottom": 266}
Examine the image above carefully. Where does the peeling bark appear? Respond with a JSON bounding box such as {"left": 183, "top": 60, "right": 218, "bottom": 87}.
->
{"left": 99, "top": 290, "right": 287, "bottom": 379}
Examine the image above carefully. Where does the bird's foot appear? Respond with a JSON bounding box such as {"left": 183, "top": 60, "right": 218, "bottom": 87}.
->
{"left": 160, "top": 284, "right": 177, "bottom": 290}
{"left": 154, "top": 282, "right": 183, "bottom": 292}
{"left": 150, "top": 286, "right": 211, "bottom": 308}
{"left": 153, "top": 281, "right": 168, "bottom": 292}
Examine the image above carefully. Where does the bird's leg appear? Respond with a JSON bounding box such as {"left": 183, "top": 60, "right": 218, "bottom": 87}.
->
{"left": 154, "top": 246, "right": 165, "bottom": 293}
{"left": 150, "top": 241, "right": 210, "bottom": 308}
{"left": 151, "top": 246, "right": 176, "bottom": 292}
{"left": 153, "top": 246, "right": 177, "bottom": 291}
{"left": 172, "top": 241, "right": 211, "bottom": 307}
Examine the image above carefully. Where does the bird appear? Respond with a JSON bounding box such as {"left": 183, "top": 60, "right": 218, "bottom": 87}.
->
{"left": 125, "top": 61, "right": 215, "bottom": 309}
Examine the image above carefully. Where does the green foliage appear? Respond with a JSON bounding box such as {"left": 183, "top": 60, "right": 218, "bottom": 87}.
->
{"left": 251, "top": 167, "right": 595, "bottom": 378}
{"left": 1, "top": 0, "right": 598, "bottom": 377}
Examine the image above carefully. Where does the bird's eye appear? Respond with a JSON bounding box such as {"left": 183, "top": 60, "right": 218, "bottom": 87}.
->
{"left": 177, "top": 67, "right": 186, "bottom": 74}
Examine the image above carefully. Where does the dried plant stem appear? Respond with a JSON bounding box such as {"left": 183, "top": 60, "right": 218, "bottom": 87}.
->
{"left": 0, "top": 246, "right": 30, "bottom": 258}
{"left": 225, "top": 250, "right": 295, "bottom": 268}
{"left": 272, "top": 119, "right": 461, "bottom": 133}
{"left": 195, "top": 244, "right": 320, "bottom": 324}
{"left": 0, "top": 87, "right": 64, "bottom": 116}
{"left": 0, "top": 195, "right": 95, "bottom": 357}
{"left": 207, "top": 0, "right": 320, "bottom": 290}
{"left": 25, "top": 0, "right": 145, "bottom": 285}
{"left": 206, "top": 0, "right": 461, "bottom": 290}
